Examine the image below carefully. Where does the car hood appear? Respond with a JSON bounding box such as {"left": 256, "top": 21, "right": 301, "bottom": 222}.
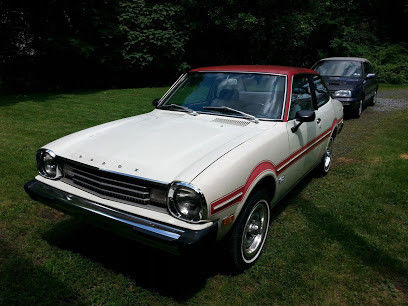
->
{"left": 45, "top": 110, "right": 269, "bottom": 183}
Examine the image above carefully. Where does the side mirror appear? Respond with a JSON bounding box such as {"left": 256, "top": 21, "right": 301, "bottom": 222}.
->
{"left": 296, "top": 110, "right": 316, "bottom": 122}
{"left": 366, "top": 73, "right": 376, "bottom": 79}
{"left": 152, "top": 98, "right": 160, "bottom": 107}
{"left": 291, "top": 110, "right": 315, "bottom": 132}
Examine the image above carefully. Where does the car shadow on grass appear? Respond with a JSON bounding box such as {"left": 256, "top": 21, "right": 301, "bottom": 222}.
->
{"left": 280, "top": 174, "right": 408, "bottom": 283}
{"left": 43, "top": 218, "right": 228, "bottom": 302}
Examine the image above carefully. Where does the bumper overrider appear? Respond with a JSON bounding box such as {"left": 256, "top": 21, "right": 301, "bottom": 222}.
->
{"left": 24, "top": 180, "right": 217, "bottom": 254}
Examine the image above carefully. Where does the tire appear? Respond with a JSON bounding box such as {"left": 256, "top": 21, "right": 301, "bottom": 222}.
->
{"left": 352, "top": 99, "right": 363, "bottom": 118}
{"left": 227, "top": 189, "right": 271, "bottom": 272}
{"left": 367, "top": 90, "right": 377, "bottom": 106}
{"left": 315, "top": 136, "right": 334, "bottom": 177}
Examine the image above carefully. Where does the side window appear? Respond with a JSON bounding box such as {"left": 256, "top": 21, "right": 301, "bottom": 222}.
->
{"left": 289, "top": 75, "right": 314, "bottom": 120}
{"left": 364, "top": 62, "right": 373, "bottom": 75}
{"left": 312, "top": 75, "right": 330, "bottom": 107}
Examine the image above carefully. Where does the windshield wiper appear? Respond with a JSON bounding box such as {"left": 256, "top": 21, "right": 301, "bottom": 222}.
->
{"left": 158, "top": 104, "right": 197, "bottom": 116}
{"left": 203, "top": 106, "right": 259, "bottom": 123}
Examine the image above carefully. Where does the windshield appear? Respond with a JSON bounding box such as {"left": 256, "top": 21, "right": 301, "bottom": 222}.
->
{"left": 161, "top": 72, "right": 286, "bottom": 120}
{"left": 314, "top": 60, "right": 363, "bottom": 78}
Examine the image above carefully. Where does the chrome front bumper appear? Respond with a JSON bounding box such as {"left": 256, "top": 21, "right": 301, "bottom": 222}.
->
{"left": 24, "top": 180, "right": 217, "bottom": 254}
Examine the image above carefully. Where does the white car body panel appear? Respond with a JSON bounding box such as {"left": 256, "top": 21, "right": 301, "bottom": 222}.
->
{"left": 45, "top": 110, "right": 265, "bottom": 183}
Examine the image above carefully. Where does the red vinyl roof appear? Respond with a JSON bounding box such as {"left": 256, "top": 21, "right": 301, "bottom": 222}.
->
{"left": 190, "top": 65, "right": 317, "bottom": 76}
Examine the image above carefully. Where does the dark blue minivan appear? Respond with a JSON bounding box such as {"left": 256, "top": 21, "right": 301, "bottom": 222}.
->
{"left": 312, "top": 57, "right": 378, "bottom": 118}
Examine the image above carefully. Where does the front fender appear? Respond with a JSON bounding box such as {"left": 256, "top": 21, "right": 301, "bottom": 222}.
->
{"left": 191, "top": 125, "right": 288, "bottom": 240}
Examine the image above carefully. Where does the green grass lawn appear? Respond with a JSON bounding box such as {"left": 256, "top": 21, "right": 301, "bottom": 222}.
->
{"left": 0, "top": 87, "right": 407, "bottom": 304}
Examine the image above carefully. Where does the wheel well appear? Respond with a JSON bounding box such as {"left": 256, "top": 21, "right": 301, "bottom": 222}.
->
{"left": 248, "top": 175, "right": 276, "bottom": 202}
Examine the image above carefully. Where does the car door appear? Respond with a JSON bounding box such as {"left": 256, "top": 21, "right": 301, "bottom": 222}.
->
{"left": 309, "top": 74, "right": 335, "bottom": 161}
{"left": 363, "top": 61, "right": 376, "bottom": 100}
{"left": 285, "top": 74, "right": 319, "bottom": 182}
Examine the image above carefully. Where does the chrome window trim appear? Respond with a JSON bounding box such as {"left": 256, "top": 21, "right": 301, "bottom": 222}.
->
{"left": 159, "top": 73, "right": 187, "bottom": 103}
{"left": 159, "top": 71, "right": 288, "bottom": 122}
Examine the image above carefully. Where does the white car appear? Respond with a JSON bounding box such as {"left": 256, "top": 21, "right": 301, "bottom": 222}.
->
{"left": 25, "top": 65, "right": 343, "bottom": 271}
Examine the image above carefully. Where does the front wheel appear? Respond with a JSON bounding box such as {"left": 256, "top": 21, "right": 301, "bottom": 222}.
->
{"left": 227, "top": 190, "right": 271, "bottom": 272}
{"left": 367, "top": 90, "right": 377, "bottom": 106}
{"left": 352, "top": 99, "right": 363, "bottom": 118}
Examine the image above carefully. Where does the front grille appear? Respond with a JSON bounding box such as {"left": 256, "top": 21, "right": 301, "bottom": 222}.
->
{"left": 60, "top": 159, "right": 167, "bottom": 209}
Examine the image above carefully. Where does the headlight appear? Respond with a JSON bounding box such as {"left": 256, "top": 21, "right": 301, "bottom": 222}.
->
{"left": 334, "top": 90, "right": 352, "bottom": 98}
{"left": 36, "top": 149, "right": 62, "bottom": 179}
{"left": 168, "top": 182, "right": 207, "bottom": 223}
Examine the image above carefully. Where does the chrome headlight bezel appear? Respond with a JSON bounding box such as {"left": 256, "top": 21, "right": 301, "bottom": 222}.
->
{"left": 36, "top": 149, "right": 63, "bottom": 180}
{"left": 333, "top": 89, "right": 352, "bottom": 98}
{"left": 167, "top": 182, "right": 208, "bottom": 223}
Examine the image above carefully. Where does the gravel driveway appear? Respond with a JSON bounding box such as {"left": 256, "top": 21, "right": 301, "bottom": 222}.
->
{"left": 375, "top": 88, "right": 408, "bottom": 112}
{"left": 335, "top": 87, "right": 408, "bottom": 156}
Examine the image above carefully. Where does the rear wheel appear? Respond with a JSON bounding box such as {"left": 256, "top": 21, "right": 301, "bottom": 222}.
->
{"left": 227, "top": 190, "right": 271, "bottom": 272}
{"left": 315, "top": 136, "right": 334, "bottom": 176}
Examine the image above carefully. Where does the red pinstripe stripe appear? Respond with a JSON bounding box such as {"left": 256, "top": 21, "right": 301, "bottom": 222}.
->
{"left": 210, "top": 118, "right": 342, "bottom": 215}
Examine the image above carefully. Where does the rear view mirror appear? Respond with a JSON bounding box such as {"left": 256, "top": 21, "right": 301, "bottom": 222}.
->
{"left": 291, "top": 110, "right": 315, "bottom": 132}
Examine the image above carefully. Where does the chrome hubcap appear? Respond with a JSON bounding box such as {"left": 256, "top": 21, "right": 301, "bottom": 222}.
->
{"left": 323, "top": 138, "right": 333, "bottom": 172}
{"left": 242, "top": 200, "right": 269, "bottom": 262}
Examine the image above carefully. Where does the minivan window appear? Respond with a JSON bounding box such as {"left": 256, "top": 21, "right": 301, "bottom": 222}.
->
{"left": 314, "top": 60, "right": 363, "bottom": 78}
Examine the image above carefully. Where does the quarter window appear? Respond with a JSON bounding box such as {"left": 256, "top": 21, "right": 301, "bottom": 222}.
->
{"left": 289, "top": 75, "right": 314, "bottom": 120}
{"left": 312, "top": 75, "right": 330, "bottom": 107}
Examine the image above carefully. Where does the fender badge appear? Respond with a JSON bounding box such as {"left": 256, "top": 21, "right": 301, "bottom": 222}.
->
{"left": 278, "top": 175, "right": 285, "bottom": 184}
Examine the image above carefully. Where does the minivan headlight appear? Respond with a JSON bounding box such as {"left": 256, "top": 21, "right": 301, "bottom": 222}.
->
{"left": 36, "top": 149, "right": 62, "bottom": 180}
{"left": 334, "top": 90, "right": 352, "bottom": 98}
{"left": 168, "top": 182, "right": 207, "bottom": 223}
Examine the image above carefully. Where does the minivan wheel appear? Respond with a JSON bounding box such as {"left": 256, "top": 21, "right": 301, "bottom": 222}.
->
{"left": 227, "top": 190, "right": 271, "bottom": 272}
{"left": 368, "top": 91, "right": 377, "bottom": 106}
{"left": 353, "top": 99, "right": 363, "bottom": 118}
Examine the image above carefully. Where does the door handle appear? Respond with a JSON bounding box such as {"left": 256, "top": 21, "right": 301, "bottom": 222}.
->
{"left": 316, "top": 118, "right": 321, "bottom": 124}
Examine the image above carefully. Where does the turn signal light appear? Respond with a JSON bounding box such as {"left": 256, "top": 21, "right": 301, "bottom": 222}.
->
{"left": 222, "top": 214, "right": 235, "bottom": 225}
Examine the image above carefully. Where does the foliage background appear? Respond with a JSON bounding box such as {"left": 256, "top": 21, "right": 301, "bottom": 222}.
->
{"left": 1, "top": 0, "right": 407, "bottom": 91}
